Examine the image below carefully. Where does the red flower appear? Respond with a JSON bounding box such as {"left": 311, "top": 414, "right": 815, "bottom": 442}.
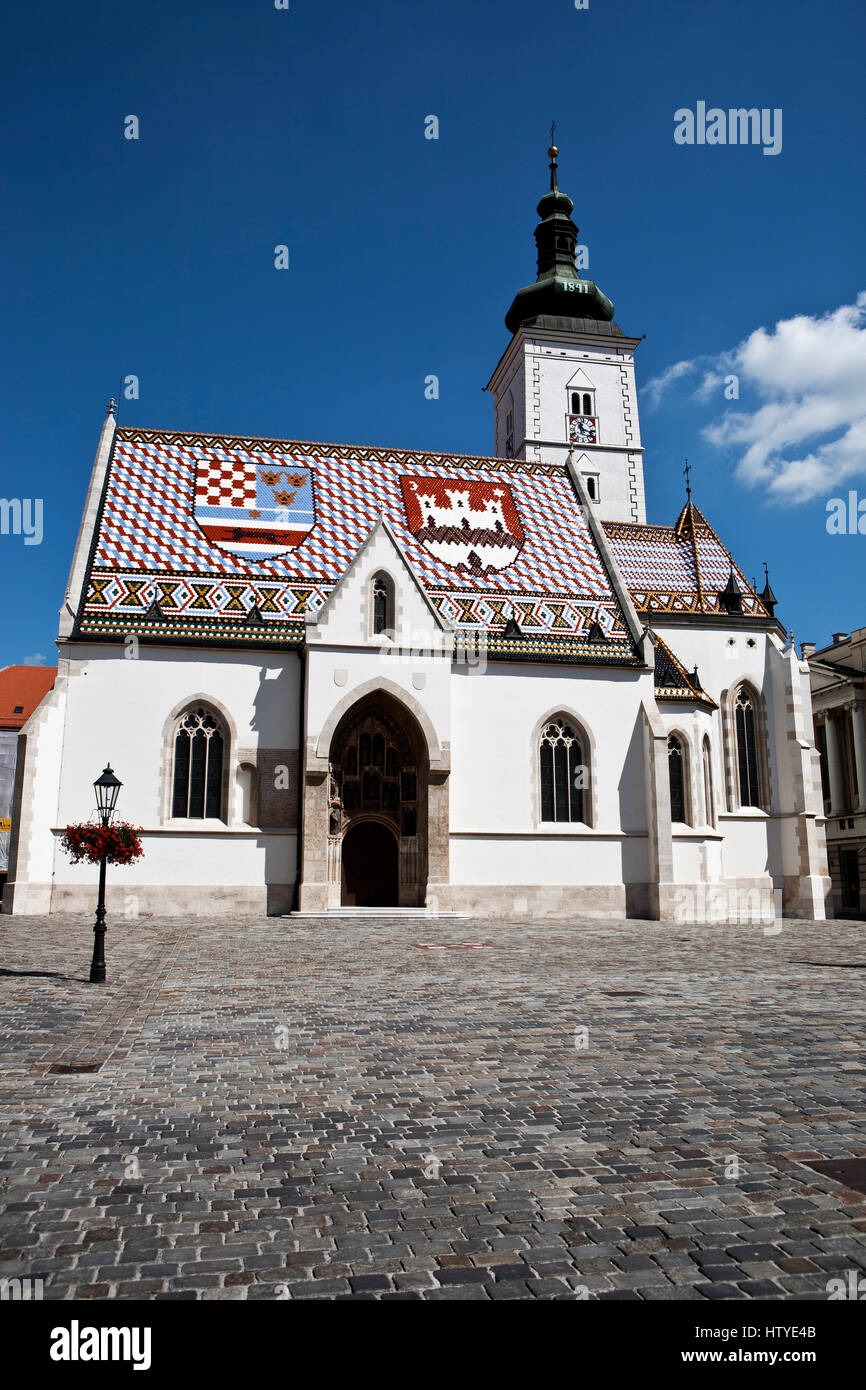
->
{"left": 60, "top": 821, "right": 145, "bottom": 866}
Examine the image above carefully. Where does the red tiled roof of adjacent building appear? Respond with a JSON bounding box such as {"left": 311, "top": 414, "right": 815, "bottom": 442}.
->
{"left": 0, "top": 666, "right": 57, "bottom": 730}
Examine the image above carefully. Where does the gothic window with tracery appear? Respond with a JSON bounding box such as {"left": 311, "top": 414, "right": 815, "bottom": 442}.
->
{"left": 539, "top": 717, "right": 587, "bottom": 824}
{"left": 668, "top": 734, "right": 689, "bottom": 824}
{"left": 734, "top": 687, "right": 762, "bottom": 807}
{"left": 702, "top": 736, "right": 715, "bottom": 827}
{"left": 172, "top": 707, "right": 225, "bottom": 819}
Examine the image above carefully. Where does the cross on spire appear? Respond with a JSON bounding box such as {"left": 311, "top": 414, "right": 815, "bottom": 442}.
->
{"left": 683, "top": 458, "right": 692, "bottom": 501}
{"left": 547, "top": 121, "right": 559, "bottom": 190}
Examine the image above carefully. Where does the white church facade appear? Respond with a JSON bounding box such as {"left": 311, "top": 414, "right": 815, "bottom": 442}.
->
{"left": 2, "top": 147, "right": 830, "bottom": 922}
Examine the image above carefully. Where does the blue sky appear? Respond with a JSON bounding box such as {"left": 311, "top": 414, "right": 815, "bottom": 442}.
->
{"left": 2, "top": 0, "right": 864, "bottom": 667}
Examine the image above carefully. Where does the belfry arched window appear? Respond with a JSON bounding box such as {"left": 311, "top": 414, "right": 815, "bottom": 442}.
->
{"left": 668, "top": 734, "right": 690, "bottom": 825}
{"left": 172, "top": 707, "right": 225, "bottom": 819}
{"left": 734, "top": 687, "right": 761, "bottom": 807}
{"left": 371, "top": 572, "right": 395, "bottom": 637}
{"left": 570, "top": 390, "right": 595, "bottom": 416}
{"left": 539, "top": 717, "right": 588, "bottom": 824}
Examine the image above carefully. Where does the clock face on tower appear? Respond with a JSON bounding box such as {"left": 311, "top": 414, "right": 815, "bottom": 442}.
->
{"left": 567, "top": 414, "right": 598, "bottom": 445}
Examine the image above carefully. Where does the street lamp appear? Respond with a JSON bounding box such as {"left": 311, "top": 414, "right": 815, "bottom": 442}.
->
{"left": 90, "top": 764, "right": 122, "bottom": 984}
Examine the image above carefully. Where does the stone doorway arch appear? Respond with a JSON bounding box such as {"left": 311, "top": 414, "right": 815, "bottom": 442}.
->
{"left": 299, "top": 681, "right": 450, "bottom": 913}
{"left": 341, "top": 819, "right": 399, "bottom": 906}
{"left": 329, "top": 693, "right": 426, "bottom": 907}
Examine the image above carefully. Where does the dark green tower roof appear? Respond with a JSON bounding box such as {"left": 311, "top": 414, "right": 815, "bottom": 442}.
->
{"left": 505, "top": 144, "right": 616, "bottom": 335}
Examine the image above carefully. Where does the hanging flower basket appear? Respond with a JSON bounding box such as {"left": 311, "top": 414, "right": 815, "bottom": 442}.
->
{"left": 60, "top": 822, "right": 145, "bottom": 866}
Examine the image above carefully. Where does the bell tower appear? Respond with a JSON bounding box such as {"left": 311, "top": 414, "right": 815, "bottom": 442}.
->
{"left": 486, "top": 141, "right": 646, "bottom": 524}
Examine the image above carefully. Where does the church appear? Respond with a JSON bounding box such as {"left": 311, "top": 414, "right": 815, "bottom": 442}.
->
{"left": 2, "top": 146, "right": 831, "bottom": 922}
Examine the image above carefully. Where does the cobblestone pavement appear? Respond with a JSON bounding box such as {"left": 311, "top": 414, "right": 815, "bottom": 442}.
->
{"left": 1, "top": 913, "right": 865, "bottom": 1301}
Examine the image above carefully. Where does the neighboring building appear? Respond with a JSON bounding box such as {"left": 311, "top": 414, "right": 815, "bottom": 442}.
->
{"left": 0, "top": 665, "right": 57, "bottom": 879}
{"left": 2, "top": 147, "right": 830, "bottom": 921}
{"left": 806, "top": 629, "right": 866, "bottom": 917}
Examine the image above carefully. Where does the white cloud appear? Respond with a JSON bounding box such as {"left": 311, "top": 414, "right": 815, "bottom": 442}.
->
{"left": 640, "top": 358, "right": 696, "bottom": 408}
{"left": 19, "top": 652, "right": 47, "bottom": 666}
{"left": 642, "top": 294, "right": 866, "bottom": 502}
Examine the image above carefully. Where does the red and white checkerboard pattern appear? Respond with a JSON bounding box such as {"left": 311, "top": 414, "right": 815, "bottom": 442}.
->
{"left": 195, "top": 455, "right": 256, "bottom": 509}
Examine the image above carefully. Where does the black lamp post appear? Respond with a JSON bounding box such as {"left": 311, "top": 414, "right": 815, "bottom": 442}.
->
{"left": 90, "top": 764, "right": 122, "bottom": 984}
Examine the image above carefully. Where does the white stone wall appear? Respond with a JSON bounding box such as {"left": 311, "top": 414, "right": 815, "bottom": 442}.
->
{"left": 0, "top": 729, "right": 18, "bottom": 871}
{"left": 488, "top": 325, "right": 646, "bottom": 524}
{"left": 6, "top": 643, "right": 301, "bottom": 915}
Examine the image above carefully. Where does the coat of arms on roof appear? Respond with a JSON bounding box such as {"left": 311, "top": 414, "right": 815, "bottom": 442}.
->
{"left": 400, "top": 475, "right": 524, "bottom": 577}
{"left": 193, "top": 448, "right": 315, "bottom": 559}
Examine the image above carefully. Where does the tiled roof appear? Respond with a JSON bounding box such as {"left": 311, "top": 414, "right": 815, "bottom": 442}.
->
{"left": 603, "top": 503, "right": 769, "bottom": 618}
{"left": 0, "top": 666, "right": 57, "bottom": 730}
{"left": 77, "top": 428, "right": 641, "bottom": 665}
{"left": 653, "top": 637, "right": 718, "bottom": 710}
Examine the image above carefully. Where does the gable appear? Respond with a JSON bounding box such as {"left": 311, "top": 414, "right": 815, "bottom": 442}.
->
{"left": 308, "top": 521, "right": 448, "bottom": 649}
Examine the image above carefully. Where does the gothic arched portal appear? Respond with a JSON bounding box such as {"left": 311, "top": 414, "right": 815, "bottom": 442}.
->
{"left": 329, "top": 693, "right": 429, "bottom": 907}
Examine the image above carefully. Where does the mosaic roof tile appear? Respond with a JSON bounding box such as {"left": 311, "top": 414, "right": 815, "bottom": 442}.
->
{"left": 603, "top": 503, "right": 768, "bottom": 618}
{"left": 78, "top": 428, "right": 640, "bottom": 662}
{"left": 653, "top": 636, "right": 718, "bottom": 710}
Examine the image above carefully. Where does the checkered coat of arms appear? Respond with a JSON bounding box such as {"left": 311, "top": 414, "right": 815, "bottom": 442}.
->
{"left": 193, "top": 450, "right": 315, "bottom": 559}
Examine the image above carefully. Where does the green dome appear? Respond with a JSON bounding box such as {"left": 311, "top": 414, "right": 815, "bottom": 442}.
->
{"left": 505, "top": 146, "right": 615, "bottom": 335}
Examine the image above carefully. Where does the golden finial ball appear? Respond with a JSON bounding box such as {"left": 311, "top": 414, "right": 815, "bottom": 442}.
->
{"left": 548, "top": 145, "right": 559, "bottom": 158}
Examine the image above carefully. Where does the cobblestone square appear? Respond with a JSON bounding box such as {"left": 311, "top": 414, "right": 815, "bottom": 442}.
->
{"left": 1, "top": 914, "right": 864, "bottom": 1301}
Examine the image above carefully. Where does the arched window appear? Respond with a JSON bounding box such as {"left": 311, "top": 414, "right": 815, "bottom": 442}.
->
{"left": 236, "top": 761, "right": 258, "bottom": 827}
{"left": 570, "top": 390, "right": 595, "bottom": 416}
{"left": 504, "top": 397, "right": 515, "bottom": 457}
{"left": 172, "top": 707, "right": 225, "bottom": 819}
{"left": 539, "top": 717, "right": 587, "bottom": 824}
{"left": 702, "top": 736, "right": 715, "bottom": 827}
{"left": 734, "top": 687, "right": 761, "bottom": 806}
{"left": 668, "top": 734, "right": 689, "bottom": 824}
{"left": 371, "top": 572, "right": 394, "bottom": 637}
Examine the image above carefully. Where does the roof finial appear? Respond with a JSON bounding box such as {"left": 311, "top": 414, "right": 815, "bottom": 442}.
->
{"left": 683, "top": 457, "right": 692, "bottom": 501}
{"left": 759, "top": 560, "right": 778, "bottom": 617}
{"left": 106, "top": 397, "right": 117, "bottom": 417}
{"left": 548, "top": 121, "right": 559, "bottom": 190}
